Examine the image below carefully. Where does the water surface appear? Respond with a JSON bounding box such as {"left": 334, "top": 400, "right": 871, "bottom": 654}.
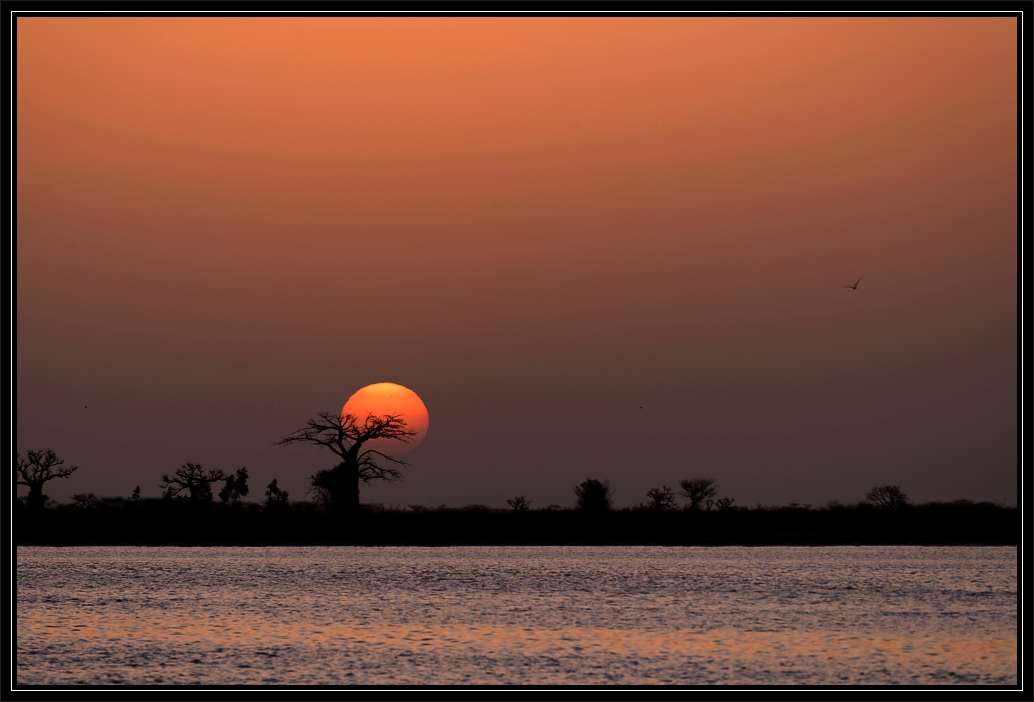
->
{"left": 17, "top": 546, "right": 1016, "bottom": 686}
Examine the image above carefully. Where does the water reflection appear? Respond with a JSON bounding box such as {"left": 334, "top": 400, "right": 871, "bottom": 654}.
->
{"left": 18, "top": 546, "right": 1016, "bottom": 685}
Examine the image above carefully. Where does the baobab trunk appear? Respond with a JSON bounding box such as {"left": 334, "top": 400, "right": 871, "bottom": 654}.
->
{"left": 25, "top": 484, "right": 45, "bottom": 510}
{"left": 325, "top": 461, "right": 362, "bottom": 514}
{"left": 344, "top": 459, "right": 361, "bottom": 514}
{"left": 340, "top": 443, "right": 363, "bottom": 515}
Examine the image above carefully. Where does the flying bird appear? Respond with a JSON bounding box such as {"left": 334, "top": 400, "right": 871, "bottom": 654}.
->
{"left": 843, "top": 278, "right": 862, "bottom": 290}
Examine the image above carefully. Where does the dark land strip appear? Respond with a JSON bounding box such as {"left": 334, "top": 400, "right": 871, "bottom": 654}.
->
{"left": 14, "top": 500, "right": 1018, "bottom": 546}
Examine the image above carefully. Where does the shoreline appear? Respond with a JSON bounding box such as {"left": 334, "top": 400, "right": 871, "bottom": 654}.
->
{"left": 15, "top": 501, "right": 1019, "bottom": 547}
{"left": 15, "top": 540, "right": 1019, "bottom": 547}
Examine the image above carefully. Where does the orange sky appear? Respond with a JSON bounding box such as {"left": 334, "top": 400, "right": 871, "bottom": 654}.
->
{"left": 17, "top": 17, "right": 1017, "bottom": 507}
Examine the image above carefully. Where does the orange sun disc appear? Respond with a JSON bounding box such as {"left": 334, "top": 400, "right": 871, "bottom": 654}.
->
{"left": 341, "top": 382, "right": 429, "bottom": 455}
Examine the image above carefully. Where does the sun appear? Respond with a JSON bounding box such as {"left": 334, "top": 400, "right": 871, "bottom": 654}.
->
{"left": 341, "top": 382, "right": 429, "bottom": 454}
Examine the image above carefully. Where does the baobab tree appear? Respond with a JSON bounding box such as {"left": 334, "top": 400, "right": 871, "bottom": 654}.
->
{"left": 276, "top": 411, "right": 417, "bottom": 514}
{"left": 160, "top": 463, "right": 227, "bottom": 501}
{"left": 679, "top": 478, "right": 719, "bottom": 510}
{"left": 866, "top": 485, "right": 909, "bottom": 509}
{"left": 16, "top": 450, "right": 78, "bottom": 510}
{"left": 506, "top": 495, "right": 531, "bottom": 512}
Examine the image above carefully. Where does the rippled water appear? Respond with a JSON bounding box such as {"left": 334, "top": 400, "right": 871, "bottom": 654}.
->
{"left": 17, "top": 546, "right": 1016, "bottom": 686}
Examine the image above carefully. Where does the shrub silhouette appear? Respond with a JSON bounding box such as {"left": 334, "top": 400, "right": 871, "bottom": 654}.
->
{"left": 264, "top": 479, "right": 290, "bottom": 511}
{"left": 219, "top": 467, "right": 250, "bottom": 504}
{"left": 574, "top": 478, "right": 613, "bottom": 511}
{"left": 646, "top": 486, "right": 677, "bottom": 510}
{"left": 866, "top": 485, "right": 909, "bottom": 509}
{"left": 70, "top": 493, "right": 99, "bottom": 509}
{"left": 506, "top": 495, "right": 531, "bottom": 512}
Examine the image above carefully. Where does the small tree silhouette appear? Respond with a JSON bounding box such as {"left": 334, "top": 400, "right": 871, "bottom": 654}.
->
{"left": 866, "top": 485, "right": 909, "bottom": 509}
{"left": 70, "top": 493, "right": 99, "bottom": 509}
{"left": 678, "top": 478, "right": 719, "bottom": 510}
{"left": 16, "top": 450, "right": 78, "bottom": 510}
{"left": 218, "top": 467, "right": 250, "bottom": 504}
{"left": 646, "top": 486, "right": 677, "bottom": 510}
{"left": 506, "top": 495, "right": 531, "bottom": 512}
{"left": 574, "top": 478, "right": 613, "bottom": 511}
{"left": 716, "top": 497, "right": 735, "bottom": 510}
{"left": 160, "top": 463, "right": 226, "bottom": 501}
{"left": 264, "top": 479, "right": 290, "bottom": 511}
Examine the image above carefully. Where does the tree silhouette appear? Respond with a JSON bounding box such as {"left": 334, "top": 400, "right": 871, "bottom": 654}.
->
{"left": 646, "top": 486, "right": 677, "bottom": 510}
{"left": 218, "top": 467, "right": 250, "bottom": 504}
{"left": 160, "top": 463, "right": 226, "bottom": 501}
{"left": 264, "top": 479, "right": 290, "bottom": 511}
{"left": 574, "top": 478, "right": 613, "bottom": 511}
{"left": 16, "top": 450, "right": 78, "bottom": 510}
{"left": 71, "top": 493, "right": 99, "bottom": 509}
{"left": 866, "top": 485, "right": 909, "bottom": 509}
{"left": 716, "top": 497, "right": 735, "bottom": 510}
{"left": 506, "top": 495, "right": 531, "bottom": 512}
{"left": 679, "top": 478, "right": 719, "bottom": 510}
{"left": 276, "top": 411, "right": 417, "bottom": 514}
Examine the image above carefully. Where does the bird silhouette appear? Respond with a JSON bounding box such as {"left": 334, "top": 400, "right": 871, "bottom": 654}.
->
{"left": 639, "top": 406, "right": 643, "bottom": 410}
{"left": 843, "top": 278, "right": 862, "bottom": 290}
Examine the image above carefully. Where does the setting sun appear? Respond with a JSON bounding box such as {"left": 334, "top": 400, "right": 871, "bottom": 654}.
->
{"left": 342, "top": 383, "right": 429, "bottom": 453}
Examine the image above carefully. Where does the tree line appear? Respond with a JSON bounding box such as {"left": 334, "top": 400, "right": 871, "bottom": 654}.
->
{"left": 16, "top": 447, "right": 915, "bottom": 516}
{"left": 10, "top": 407, "right": 947, "bottom": 517}
{"left": 15, "top": 417, "right": 1014, "bottom": 547}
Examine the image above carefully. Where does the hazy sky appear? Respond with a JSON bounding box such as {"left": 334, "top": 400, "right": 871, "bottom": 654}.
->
{"left": 17, "top": 17, "right": 1017, "bottom": 508}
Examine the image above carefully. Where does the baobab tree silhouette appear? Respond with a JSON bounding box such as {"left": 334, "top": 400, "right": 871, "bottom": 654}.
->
{"left": 16, "top": 450, "right": 77, "bottom": 510}
{"left": 276, "top": 411, "right": 417, "bottom": 515}
{"left": 865, "top": 485, "right": 909, "bottom": 509}
{"left": 160, "top": 463, "right": 232, "bottom": 502}
{"left": 679, "top": 478, "right": 719, "bottom": 510}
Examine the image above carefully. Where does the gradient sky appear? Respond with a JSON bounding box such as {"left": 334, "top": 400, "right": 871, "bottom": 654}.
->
{"left": 17, "top": 17, "right": 1017, "bottom": 508}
